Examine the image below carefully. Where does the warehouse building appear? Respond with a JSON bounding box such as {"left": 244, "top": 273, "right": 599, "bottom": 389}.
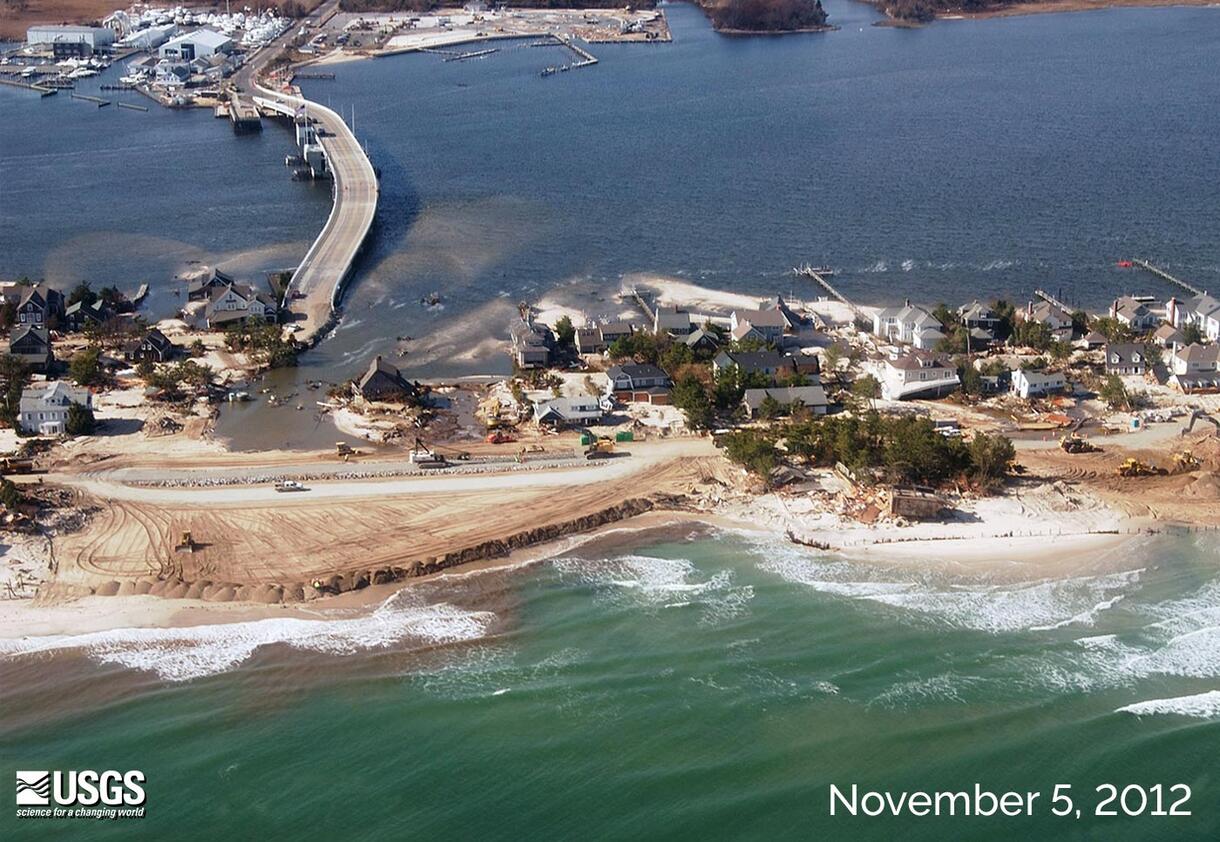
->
{"left": 26, "top": 25, "right": 115, "bottom": 56}
{"left": 159, "top": 28, "right": 233, "bottom": 61}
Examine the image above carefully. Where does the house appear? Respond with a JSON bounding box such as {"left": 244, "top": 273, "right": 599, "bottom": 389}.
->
{"left": 761, "top": 295, "right": 806, "bottom": 331}
{"left": 957, "top": 300, "right": 1001, "bottom": 337}
{"left": 510, "top": 321, "right": 553, "bottom": 369}
{"left": 128, "top": 328, "right": 177, "bottom": 364}
{"left": 712, "top": 350, "right": 818, "bottom": 382}
{"left": 1019, "top": 300, "right": 1073, "bottom": 343}
{"left": 878, "top": 350, "right": 960, "bottom": 401}
{"left": 729, "top": 321, "right": 766, "bottom": 344}
{"left": 1011, "top": 368, "right": 1066, "bottom": 399}
{"left": 683, "top": 328, "right": 720, "bottom": 354}
{"left": 16, "top": 283, "right": 65, "bottom": 328}
{"left": 1104, "top": 343, "right": 1146, "bottom": 376}
{"left": 205, "top": 283, "right": 277, "bottom": 329}
{"left": 1167, "top": 343, "right": 1220, "bottom": 392}
{"left": 534, "top": 396, "right": 604, "bottom": 427}
{"left": 606, "top": 363, "right": 671, "bottom": 404}
{"left": 8, "top": 325, "right": 53, "bottom": 373}
{"left": 1167, "top": 294, "right": 1220, "bottom": 342}
{"left": 871, "top": 302, "right": 946, "bottom": 350}
{"left": 1151, "top": 323, "right": 1186, "bottom": 348}
{"left": 18, "top": 381, "right": 91, "bottom": 435}
{"left": 730, "top": 309, "right": 787, "bottom": 342}
{"left": 741, "top": 385, "right": 829, "bottom": 418}
{"left": 575, "top": 321, "right": 637, "bottom": 355}
{"left": 1110, "top": 296, "right": 1159, "bottom": 333}
{"left": 353, "top": 356, "right": 418, "bottom": 404}
{"left": 63, "top": 299, "right": 111, "bottom": 332}
{"left": 653, "top": 306, "right": 692, "bottom": 336}
{"left": 1078, "top": 330, "right": 1108, "bottom": 350}
{"left": 188, "top": 269, "right": 234, "bottom": 301}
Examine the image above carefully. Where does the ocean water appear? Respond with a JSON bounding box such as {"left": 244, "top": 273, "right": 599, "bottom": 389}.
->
{"left": 3, "top": 527, "right": 1220, "bottom": 838}
{"left": 3, "top": 5, "right": 1219, "bottom": 448}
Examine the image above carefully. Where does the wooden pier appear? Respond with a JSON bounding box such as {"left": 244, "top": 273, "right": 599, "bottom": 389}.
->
{"left": 627, "top": 286, "right": 657, "bottom": 324}
{"left": 228, "top": 93, "right": 263, "bottom": 134}
{"left": 0, "top": 77, "right": 57, "bottom": 96}
{"left": 294, "top": 72, "right": 336, "bottom": 80}
{"left": 71, "top": 92, "right": 110, "bottom": 107}
{"left": 117, "top": 101, "right": 149, "bottom": 112}
{"left": 1033, "top": 289, "right": 1074, "bottom": 313}
{"left": 1130, "top": 258, "right": 1203, "bottom": 297}
{"left": 793, "top": 263, "right": 867, "bottom": 322}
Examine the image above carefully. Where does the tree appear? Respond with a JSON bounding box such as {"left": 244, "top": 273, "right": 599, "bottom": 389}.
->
{"left": 722, "top": 429, "right": 778, "bottom": 479}
{"left": 1182, "top": 323, "right": 1204, "bottom": 346}
{"left": 822, "top": 343, "right": 843, "bottom": 374}
{"left": 0, "top": 354, "right": 29, "bottom": 428}
{"left": 1047, "top": 341, "right": 1073, "bottom": 363}
{"left": 757, "top": 394, "right": 783, "bottom": 420}
{"left": 957, "top": 357, "right": 983, "bottom": 396}
{"left": 135, "top": 358, "right": 155, "bottom": 381}
{"left": 671, "top": 373, "right": 713, "bottom": 431}
{"left": 1012, "top": 319, "right": 1053, "bottom": 351}
{"left": 0, "top": 477, "right": 22, "bottom": 510}
{"left": 851, "top": 374, "right": 880, "bottom": 404}
{"left": 68, "top": 281, "right": 97, "bottom": 307}
{"left": 1098, "top": 374, "right": 1130, "bottom": 410}
{"left": 1090, "top": 316, "right": 1133, "bottom": 344}
{"left": 967, "top": 432, "right": 1016, "bottom": 489}
{"left": 991, "top": 299, "right": 1016, "bottom": 342}
{"left": 69, "top": 346, "right": 104, "bottom": 387}
{"left": 66, "top": 402, "right": 96, "bottom": 436}
{"left": 554, "top": 316, "right": 575, "bottom": 350}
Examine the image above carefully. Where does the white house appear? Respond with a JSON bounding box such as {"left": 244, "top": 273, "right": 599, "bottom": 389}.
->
{"left": 19, "top": 381, "right": 92, "bottom": 435}
{"left": 1011, "top": 368, "right": 1066, "bottom": 399}
{"left": 872, "top": 303, "right": 946, "bottom": 350}
{"left": 534, "top": 396, "right": 604, "bottom": 427}
{"left": 205, "top": 283, "right": 277, "bottom": 328}
{"left": 1167, "top": 294, "right": 1220, "bottom": 342}
{"left": 741, "top": 386, "right": 829, "bottom": 418}
{"left": 878, "top": 350, "right": 960, "bottom": 401}
{"left": 1019, "top": 300, "right": 1073, "bottom": 343}
{"left": 1110, "top": 296, "right": 1159, "bottom": 332}
{"left": 1168, "top": 343, "right": 1220, "bottom": 392}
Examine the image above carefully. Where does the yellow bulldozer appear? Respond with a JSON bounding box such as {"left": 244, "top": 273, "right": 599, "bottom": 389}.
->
{"left": 1060, "top": 433, "right": 1101, "bottom": 454}
{"left": 1116, "top": 458, "right": 1166, "bottom": 478}
{"left": 1171, "top": 450, "right": 1201, "bottom": 473}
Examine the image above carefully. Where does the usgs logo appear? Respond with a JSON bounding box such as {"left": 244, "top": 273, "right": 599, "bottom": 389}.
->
{"left": 16, "top": 770, "right": 145, "bottom": 807}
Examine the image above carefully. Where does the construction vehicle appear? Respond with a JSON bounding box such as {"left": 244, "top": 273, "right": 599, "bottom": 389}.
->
{"left": 1059, "top": 433, "right": 1101, "bottom": 454}
{"left": 486, "top": 431, "right": 517, "bottom": 444}
{"left": 174, "top": 531, "right": 197, "bottom": 553}
{"left": 1181, "top": 409, "right": 1220, "bottom": 437}
{"left": 1171, "top": 450, "right": 1201, "bottom": 473}
{"left": 584, "top": 436, "right": 615, "bottom": 460}
{"left": 410, "top": 437, "right": 448, "bottom": 469}
{"left": 275, "top": 480, "right": 308, "bottom": 492}
{"left": 1116, "top": 458, "right": 1166, "bottom": 478}
{"left": 336, "top": 442, "right": 357, "bottom": 459}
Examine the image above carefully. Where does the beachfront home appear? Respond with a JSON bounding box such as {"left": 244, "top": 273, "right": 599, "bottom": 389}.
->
{"left": 16, "top": 283, "right": 65, "bottom": 328}
{"left": 205, "top": 283, "right": 277, "bottom": 328}
{"left": 1167, "top": 294, "right": 1220, "bottom": 342}
{"left": 510, "top": 321, "right": 553, "bottom": 369}
{"left": 575, "top": 321, "right": 636, "bottom": 355}
{"left": 606, "top": 363, "right": 671, "bottom": 404}
{"left": 871, "top": 302, "right": 946, "bottom": 350}
{"left": 683, "top": 328, "right": 720, "bottom": 355}
{"left": 534, "top": 396, "right": 604, "bottom": 428}
{"left": 188, "top": 269, "right": 235, "bottom": 301}
{"left": 653, "top": 306, "right": 692, "bottom": 337}
{"left": 8, "top": 325, "right": 53, "bottom": 373}
{"left": 729, "top": 321, "right": 766, "bottom": 344}
{"left": 1019, "top": 300, "right": 1073, "bottom": 343}
{"left": 1152, "top": 323, "right": 1186, "bottom": 348}
{"left": 1011, "top": 368, "right": 1066, "bottom": 399}
{"left": 878, "top": 349, "right": 960, "bottom": 401}
{"left": 1167, "top": 343, "right": 1220, "bottom": 393}
{"left": 1110, "top": 296, "right": 1159, "bottom": 333}
{"left": 741, "top": 385, "right": 829, "bottom": 418}
{"left": 18, "top": 381, "right": 91, "bottom": 435}
{"left": 957, "top": 300, "right": 1002, "bottom": 339}
{"left": 729, "top": 308, "right": 787, "bottom": 343}
{"left": 128, "top": 328, "right": 177, "bottom": 364}
{"left": 352, "top": 356, "right": 419, "bottom": 405}
{"left": 1078, "top": 330, "right": 1108, "bottom": 351}
{"left": 1104, "top": 343, "right": 1146, "bottom": 377}
{"left": 64, "top": 299, "right": 111, "bottom": 332}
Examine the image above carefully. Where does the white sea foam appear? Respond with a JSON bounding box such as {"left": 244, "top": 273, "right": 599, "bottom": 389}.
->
{"left": 0, "top": 592, "right": 495, "bottom": 682}
{"left": 1117, "top": 690, "right": 1220, "bottom": 719}
{"left": 759, "top": 547, "right": 1140, "bottom": 633}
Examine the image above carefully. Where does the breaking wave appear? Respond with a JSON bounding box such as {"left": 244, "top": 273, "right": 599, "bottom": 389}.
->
{"left": 0, "top": 591, "right": 495, "bottom": 682}
{"left": 1117, "top": 691, "right": 1220, "bottom": 719}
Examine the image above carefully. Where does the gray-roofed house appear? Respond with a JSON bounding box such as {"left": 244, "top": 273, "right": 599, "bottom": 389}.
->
{"left": 1168, "top": 343, "right": 1220, "bottom": 393}
{"left": 606, "top": 363, "right": 672, "bottom": 404}
{"left": 1110, "top": 296, "right": 1159, "bottom": 332}
{"left": 683, "top": 328, "right": 720, "bottom": 354}
{"left": 16, "top": 283, "right": 65, "bottom": 328}
{"left": 878, "top": 349, "right": 960, "bottom": 401}
{"left": 534, "top": 396, "right": 604, "bottom": 427}
{"left": 729, "top": 321, "right": 765, "bottom": 344}
{"left": 188, "top": 269, "right": 234, "bottom": 301}
{"left": 741, "top": 385, "right": 829, "bottom": 418}
{"left": 871, "top": 302, "right": 946, "bottom": 350}
{"left": 1167, "top": 293, "right": 1220, "bottom": 342}
{"left": 957, "top": 300, "right": 1001, "bottom": 335}
{"left": 19, "top": 381, "right": 91, "bottom": 435}
{"left": 205, "top": 283, "right": 277, "bottom": 328}
{"left": 575, "top": 321, "right": 637, "bottom": 355}
{"left": 128, "top": 328, "right": 177, "bottom": 364}
{"left": 64, "top": 299, "right": 111, "bottom": 332}
{"left": 1020, "top": 300, "right": 1074, "bottom": 342}
{"left": 653, "top": 306, "right": 692, "bottom": 336}
{"left": 353, "top": 356, "right": 419, "bottom": 404}
{"left": 730, "top": 308, "right": 787, "bottom": 342}
{"left": 1104, "top": 343, "right": 1146, "bottom": 376}
{"left": 1079, "top": 330, "right": 1108, "bottom": 350}
{"left": 1152, "top": 323, "right": 1185, "bottom": 348}
{"left": 8, "top": 325, "right": 53, "bottom": 373}
{"left": 712, "top": 350, "right": 818, "bottom": 382}
{"left": 511, "top": 321, "right": 553, "bottom": 369}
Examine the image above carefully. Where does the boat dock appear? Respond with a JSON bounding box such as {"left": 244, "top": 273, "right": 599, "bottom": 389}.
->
{"left": 540, "top": 34, "right": 599, "bottom": 76}
{"left": 70, "top": 92, "right": 110, "bottom": 107}
{"left": 1130, "top": 258, "right": 1203, "bottom": 297}
{"left": 0, "top": 77, "right": 56, "bottom": 97}
{"left": 793, "top": 263, "right": 867, "bottom": 322}
{"left": 627, "top": 286, "right": 657, "bottom": 324}
{"left": 1034, "top": 289, "right": 1074, "bottom": 313}
{"left": 117, "top": 101, "right": 149, "bottom": 112}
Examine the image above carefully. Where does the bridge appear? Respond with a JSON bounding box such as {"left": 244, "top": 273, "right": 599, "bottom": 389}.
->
{"left": 254, "top": 90, "right": 378, "bottom": 345}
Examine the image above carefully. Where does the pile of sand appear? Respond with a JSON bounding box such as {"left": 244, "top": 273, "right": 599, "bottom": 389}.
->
{"left": 1182, "top": 471, "right": 1220, "bottom": 499}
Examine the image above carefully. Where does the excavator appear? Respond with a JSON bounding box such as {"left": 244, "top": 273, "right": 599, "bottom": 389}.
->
{"left": 1181, "top": 409, "right": 1220, "bottom": 437}
{"left": 410, "top": 437, "right": 470, "bottom": 469}
{"left": 1059, "top": 433, "right": 1101, "bottom": 454}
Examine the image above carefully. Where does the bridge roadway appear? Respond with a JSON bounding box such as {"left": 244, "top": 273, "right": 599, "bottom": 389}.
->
{"left": 237, "top": 0, "right": 378, "bottom": 345}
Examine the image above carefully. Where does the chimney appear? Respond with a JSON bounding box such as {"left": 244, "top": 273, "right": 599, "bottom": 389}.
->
{"left": 1027, "top": 300, "right": 1033, "bottom": 316}
{"left": 1111, "top": 299, "right": 1119, "bottom": 320}
{"left": 1167, "top": 296, "right": 1178, "bottom": 326}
